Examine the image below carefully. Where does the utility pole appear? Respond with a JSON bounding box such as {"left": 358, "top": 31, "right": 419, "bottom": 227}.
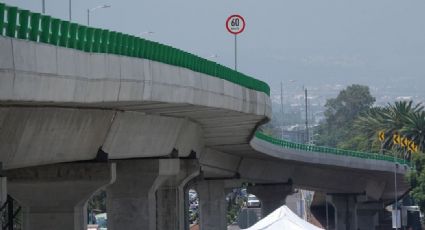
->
{"left": 42, "top": 0, "right": 45, "bottom": 14}
{"left": 305, "top": 88, "right": 309, "bottom": 144}
{"left": 280, "top": 81, "right": 284, "bottom": 139}
{"left": 69, "top": 0, "right": 72, "bottom": 21}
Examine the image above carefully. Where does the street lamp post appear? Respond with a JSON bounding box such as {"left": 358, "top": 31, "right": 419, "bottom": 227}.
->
{"left": 394, "top": 151, "right": 399, "bottom": 230}
{"left": 42, "top": 0, "right": 45, "bottom": 14}
{"left": 69, "top": 0, "right": 72, "bottom": 21}
{"left": 87, "top": 4, "right": 111, "bottom": 26}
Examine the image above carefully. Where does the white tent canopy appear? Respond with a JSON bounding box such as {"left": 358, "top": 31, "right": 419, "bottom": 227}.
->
{"left": 245, "top": 205, "right": 324, "bottom": 230}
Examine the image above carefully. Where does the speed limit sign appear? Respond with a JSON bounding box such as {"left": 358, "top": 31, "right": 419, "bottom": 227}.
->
{"left": 226, "top": 15, "right": 245, "bottom": 35}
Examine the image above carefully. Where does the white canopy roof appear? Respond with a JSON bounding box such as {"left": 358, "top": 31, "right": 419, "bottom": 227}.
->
{"left": 245, "top": 205, "right": 323, "bottom": 230}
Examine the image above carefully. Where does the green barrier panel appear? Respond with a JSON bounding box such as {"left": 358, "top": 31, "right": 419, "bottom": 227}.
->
{"left": 133, "top": 37, "right": 141, "bottom": 58}
{"left": 115, "top": 32, "right": 123, "bottom": 55}
{"left": 151, "top": 42, "right": 158, "bottom": 61}
{"left": 100, "top": 29, "right": 109, "bottom": 53}
{"left": 49, "top": 18, "right": 60, "bottom": 45}
{"left": 145, "top": 41, "right": 152, "bottom": 59}
{"left": 127, "top": 35, "right": 134, "bottom": 57}
{"left": 121, "top": 34, "right": 128, "bottom": 55}
{"left": 108, "top": 31, "right": 117, "bottom": 53}
{"left": 77, "top": 25, "right": 87, "bottom": 51}
{"left": 59, "top": 21, "right": 69, "bottom": 47}
{"left": 85, "top": 27, "right": 94, "bottom": 52}
{"left": 92, "top": 28, "right": 101, "bottom": 52}
{"left": 6, "top": 6, "right": 18, "bottom": 37}
{"left": 18, "top": 10, "right": 29, "bottom": 39}
{"left": 0, "top": 3, "right": 5, "bottom": 36}
{"left": 136, "top": 37, "right": 144, "bottom": 58}
{"left": 29, "top": 13, "right": 40, "bottom": 41}
{"left": 40, "top": 15, "right": 51, "bottom": 43}
{"left": 68, "top": 23, "right": 78, "bottom": 48}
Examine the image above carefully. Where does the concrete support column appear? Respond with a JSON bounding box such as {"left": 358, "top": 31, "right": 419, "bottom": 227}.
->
{"left": 247, "top": 183, "right": 293, "bottom": 217}
{"left": 196, "top": 180, "right": 227, "bottom": 230}
{"left": 329, "top": 195, "right": 358, "bottom": 230}
{"left": 6, "top": 162, "right": 116, "bottom": 230}
{"left": 106, "top": 159, "right": 199, "bottom": 230}
{"left": 356, "top": 202, "right": 382, "bottom": 230}
{"left": 0, "top": 177, "right": 7, "bottom": 205}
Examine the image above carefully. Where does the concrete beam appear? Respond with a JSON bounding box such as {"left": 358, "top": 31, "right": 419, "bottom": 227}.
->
{"left": 0, "top": 107, "right": 114, "bottom": 169}
{"left": 199, "top": 148, "right": 241, "bottom": 178}
{"left": 6, "top": 162, "right": 116, "bottom": 230}
{"left": 103, "top": 113, "right": 203, "bottom": 159}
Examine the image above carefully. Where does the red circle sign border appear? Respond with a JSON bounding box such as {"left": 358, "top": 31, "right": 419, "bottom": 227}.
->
{"left": 226, "top": 14, "right": 246, "bottom": 35}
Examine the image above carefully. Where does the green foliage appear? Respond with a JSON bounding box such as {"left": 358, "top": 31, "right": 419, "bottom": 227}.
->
{"left": 316, "top": 84, "right": 375, "bottom": 149}
{"left": 87, "top": 190, "right": 107, "bottom": 213}
{"left": 409, "top": 154, "right": 425, "bottom": 212}
{"left": 355, "top": 101, "right": 424, "bottom": 151}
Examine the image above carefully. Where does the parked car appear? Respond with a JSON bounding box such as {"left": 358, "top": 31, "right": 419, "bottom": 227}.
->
{"left": 247, "top": 194, "right": 261, "bottom": 208}
{"left": 95, "top": 213, "right": 107, "bottom": 230}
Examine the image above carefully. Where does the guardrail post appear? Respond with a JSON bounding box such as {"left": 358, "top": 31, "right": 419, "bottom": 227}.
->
{"left": 18, "top": 9, "right": 29, "bottom": 39}
{"left": 6, "top": 6, "right": 18, "bottom": 37}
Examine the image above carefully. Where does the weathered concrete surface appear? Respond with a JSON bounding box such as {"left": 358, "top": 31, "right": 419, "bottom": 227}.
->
{"left": 196, "top": 180, "right": 227, "bottom": 230}
{"left": 5, "top": 162, "right": 116, "bottom": 230}
{"left": 106, "top": 159, "right": 199, "bottom": 230}
{"left": 0, "top": 107, "right": 203, "bottom": 169}
{"left": 247, "top": 183, "right": 294, "bottom": 217}
{"left": 0, "top": 107, "right": 114, "bottom": 169}
{"left": 0, "top": 36, "right": 271, "bottom": 169}
{"left": 329, "top": 195, "right": 358, "bottom": 230}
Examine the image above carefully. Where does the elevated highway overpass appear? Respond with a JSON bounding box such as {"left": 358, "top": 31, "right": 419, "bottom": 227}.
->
{"left": 0, "top": 3, "right": 411, "bottom": 230}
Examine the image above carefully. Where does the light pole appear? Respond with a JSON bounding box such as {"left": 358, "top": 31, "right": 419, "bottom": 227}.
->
{"left": 42, "top": 0, "right": 45, "bottom": 14}
{"left": 87, "top": 4, "right": 111, "bottom": 26}
{"left": 384, "top": 149, "right": 399, "bottom": 229}
{"left": 279, "top": 80, "right": 296, "bottom": 140}
{"left": 69, "top": 0, "right": 72, "bottom": 21}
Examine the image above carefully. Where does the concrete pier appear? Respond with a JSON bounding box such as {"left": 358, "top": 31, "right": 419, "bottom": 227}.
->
{"left": 6, "top": 163, "right": 116, "bottom": 230}
{"left": 197, "top": 180, "right": 227, "bottom": 230}
{"left": 106, "top": 159, "right": 199, "bottom": 230}
{"left": 247, "top": 183, "right": 293, "bottom": 217}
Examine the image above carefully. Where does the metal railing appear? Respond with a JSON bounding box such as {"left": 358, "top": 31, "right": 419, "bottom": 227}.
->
{"left": 0, "top": 196, "right": 21, "bottom": 230}
{"left": 255, "top": 132, "right": 410, "bottom": 165}
{"left": 0, "top": 3, "right": 270, "bottom": 96}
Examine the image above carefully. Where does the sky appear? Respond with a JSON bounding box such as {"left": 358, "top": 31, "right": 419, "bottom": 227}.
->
{"left": 3, "top": 0, "right": 425, "bottom": 100}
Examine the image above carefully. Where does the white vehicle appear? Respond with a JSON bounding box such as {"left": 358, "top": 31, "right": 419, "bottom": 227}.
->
{"left": 247, "top": 194, "right": 261, "bottom": 208}
{"left": 95, "top": 213, "right": 107, "bottom": 230}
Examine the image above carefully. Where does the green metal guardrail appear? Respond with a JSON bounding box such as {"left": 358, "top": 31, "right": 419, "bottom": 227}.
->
{"left": 255, "top": 132, "right": 410, "bottom": 165}
{"left": 0, "top": 3, "right": 270, "bottom": 96}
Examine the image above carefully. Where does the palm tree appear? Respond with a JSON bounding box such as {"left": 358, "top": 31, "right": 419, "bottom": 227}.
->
{"left": 401, "top": 110, "right": 425, "bottom": 152}
{"left": 355, "top": 101, "right": 423, "bottom": 153}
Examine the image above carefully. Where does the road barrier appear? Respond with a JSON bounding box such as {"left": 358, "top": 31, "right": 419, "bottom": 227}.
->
{"left": 255, "top": 132, "right": 410, "bottom": 166}
{"left": 0, "top": 2, "right": 270, "bottom": 96}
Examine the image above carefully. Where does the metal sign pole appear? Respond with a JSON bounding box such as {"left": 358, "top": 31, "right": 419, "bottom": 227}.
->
{"left": 234, "top": 34, "right": 237, "bottom": 71}
{"left": 394, "top": 151, "right": 398, "bottom": 230}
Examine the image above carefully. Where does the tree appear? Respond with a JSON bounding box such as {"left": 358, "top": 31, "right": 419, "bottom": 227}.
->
{"left": 355, "top": 101, "right": 424, "bottom": 152}
{"left": 316, "top": 84, "right": 375, "bottom": 149}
